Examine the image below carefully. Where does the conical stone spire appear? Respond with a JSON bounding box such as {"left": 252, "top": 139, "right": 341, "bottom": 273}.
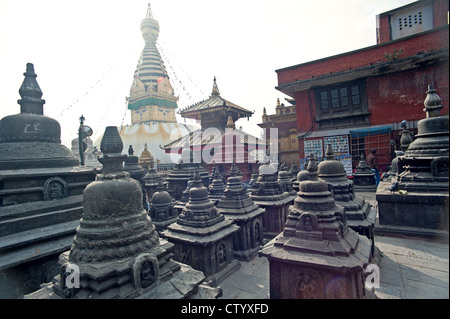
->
{"left": 18, "top": 63, "right": 45, "bottom": 115}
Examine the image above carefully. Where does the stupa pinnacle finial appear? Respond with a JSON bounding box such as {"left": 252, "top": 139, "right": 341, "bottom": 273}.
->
{"left": 146, "top": 2, "right": 153, "bottom": 19}
{"left": 140, "top": 2, "right": 159, "bottom": 42}
{"left": 307, "top": 153, "right": 318, "bottom": 181}
{"left": 325, "top": 144, "right": 335, "bottom": 160}
{"left": 99, "top": 126, "right": 126, "bottom": 175}
{"left": 18, "top": 62, "right": 45, "bottom": 115}
{"left": 423, "top": 84, "right": 443, "bottom": 118}
{"left": 229, "top": 162, "right": 239, "bottom": 177}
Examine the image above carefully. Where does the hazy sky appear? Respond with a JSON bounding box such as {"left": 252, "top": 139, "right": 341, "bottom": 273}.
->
{"left": 0, "top": 0, "right": 415, "bottom": 147}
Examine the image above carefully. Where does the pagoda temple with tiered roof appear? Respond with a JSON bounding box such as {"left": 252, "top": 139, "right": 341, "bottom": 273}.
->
{"left": 163, "top": 78, "right": 263, "bottom": 182}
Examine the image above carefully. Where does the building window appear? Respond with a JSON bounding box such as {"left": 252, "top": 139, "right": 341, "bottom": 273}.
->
{"left": 314, "top": 80, "right": 369, "bottom": 130}
{"left": 318, "top": 82, "right": 363, "bottom": 112}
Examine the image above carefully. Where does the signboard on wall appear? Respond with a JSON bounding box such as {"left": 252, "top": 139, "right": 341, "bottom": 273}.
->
{"left": 304, "top": 139, "right": 323, "bottom": 159}
{"left": 338, "top": 154, "right": 353, "bottom": 177}
{"left": 323, "top": 135, "right": 349, "bottom": 154}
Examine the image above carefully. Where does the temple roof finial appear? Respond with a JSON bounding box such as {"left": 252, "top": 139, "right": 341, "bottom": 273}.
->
{"left": 211, "top": 77, "right": 220, "bottom": 96}
{"left": 226, "top": 115, "right": 235, "bottom": 129}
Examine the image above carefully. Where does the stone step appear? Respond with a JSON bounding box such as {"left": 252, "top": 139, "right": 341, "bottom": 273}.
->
{"left": 0, "top": 219, "right": 79, "bottom": 253}
{"left": 0, "top": 206, "right": 82, "bottom": 237}
{"left": 0, "top": 231, "right": 75, "bottom": 271}
{"left": 0, "top": 195, "right": 83, "bottom": 222}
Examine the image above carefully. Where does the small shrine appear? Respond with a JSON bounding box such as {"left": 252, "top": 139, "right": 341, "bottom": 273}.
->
{"left": 138, "top": 143, "right": 155, "bottom": 171}
{"left": 208, "top": 164, "right": 226, "bottom": 203}
{"left": 377, "top": 84, "right": 449, "bottom": 238}
{"left": 278, "top": 163, "right": 297, "bottom": 196}
{"left": 162, "top": 171, "right": 240, "bottom": 286}
{"left": 216, "top": 163, "right": 265, "bottom": 260}
{"left": 289, "top": 161, "right": 299, "bottom": 182}
{"left": 165, "top": 148, "right": 210, "bottom": 200}
{"left": 0, "top": 63, "right": 96, "bottom": 298}
{"left": 318, "top": 144, "right": 377, "bottom": 254}
{"left": 352, "top": 153, "right": 376, "bottom": 191}
{"left": 250, "top": 161, "right": 295, "bottom": 238}
{"left": 149, "top": 178, "right": 177, "bottom": 233}
{"left": 25, "top": 126, "right": 220, "bottom": 299}
{"left": 143, "top": 163, "right": 160, "bottom": 203}
{"left": 260, "top": 154, "right": 372, "bottom": 299}
{"left": 293, "top": 158, "right": 309, "bottom": 193}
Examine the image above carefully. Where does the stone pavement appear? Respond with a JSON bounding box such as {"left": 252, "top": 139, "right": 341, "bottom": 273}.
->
{"left": 219, "top": 190, "right": 449, "bottom": 299}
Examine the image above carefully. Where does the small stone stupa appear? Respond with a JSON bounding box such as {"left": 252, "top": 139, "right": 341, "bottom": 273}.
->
{"left": 208, "top": 164, "right": 226, "bottom": 203}
{"left": 165, "top": 148, "right": 210, "bottom": 200}
{"left": 318, "top": 144, "right": 376, "bottom": 254}
{"left": 0, "top": 63, "right": 96, "bottom": 298}
{"left": 216, "top": 163, "right": 265, "bottom": 260}
{"left": 149, "top": 177, "right": 177, "bottom": 233}
{"left": 25, "top": 126, "right": 220, "bottom": 299}
{"left": 293, "top": 158, "right": 309, "bottom": 193}
{"left": 377, "top": 84, "right": 449, "bottom": 237}
{"left": 123, "top": 145, "right": 146, "bottom": 208}
{"left": 289, "top": 161, "right": 299, "bottom": 182}
{"left": 138, "top": 143, "right": 154, "bottom": 171}
{"left": 352, "top": 153, "right": 376, "bottom": 191}
{"left": 162, "top": 170, "right": 240, "bottom": 286}
{"left": 250, "top": 161, "right": 294, "bottom": 238}
{"left": 278, "top": 163, "right": 297, "bottom": 196}
{"left": 260, "top": 154, "right": 372, "bottom": 299}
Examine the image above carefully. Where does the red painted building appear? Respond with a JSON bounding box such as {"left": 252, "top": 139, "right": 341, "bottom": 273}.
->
{"left": 275, "top": 0, "right": 449, "bottom": 173}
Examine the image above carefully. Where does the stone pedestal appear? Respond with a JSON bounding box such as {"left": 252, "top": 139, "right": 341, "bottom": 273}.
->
{"left": 260, "top": 155, "right": 372, "bottom": 299}
{"left": 250, "top": 162, "right": 295, "bottom": 238}
{"left": 24, "top": 126, "right": 220, "bottom": 299}
{"left": 376, "top": 85, "right": 449, "bottom": 239}
{"left": 162, "top": 171, "right": 240, "bottom": 286}
{"left": 217, "top": 163, "right": 265, "bottom": 260}
{"left": 0, "top": 64, "right": 96, "bottom": 298}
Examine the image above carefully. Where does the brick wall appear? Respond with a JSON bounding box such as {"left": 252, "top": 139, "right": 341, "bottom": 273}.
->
{"left": 277, "top": 27, "right": 448, "bottom": 86}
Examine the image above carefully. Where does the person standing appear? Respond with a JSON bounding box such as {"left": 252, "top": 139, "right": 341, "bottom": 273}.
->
{"left": 366, "top": 149, "right": 380, "bottom": 186}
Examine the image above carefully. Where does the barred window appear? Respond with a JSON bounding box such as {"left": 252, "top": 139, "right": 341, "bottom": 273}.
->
{"left": 319, "top": 82, "right": 362, "bottom": 111}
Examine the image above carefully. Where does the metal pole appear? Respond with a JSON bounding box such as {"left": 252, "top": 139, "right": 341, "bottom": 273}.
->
{"left": 78, "top": 115, "right": 85, "bottom": 166}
